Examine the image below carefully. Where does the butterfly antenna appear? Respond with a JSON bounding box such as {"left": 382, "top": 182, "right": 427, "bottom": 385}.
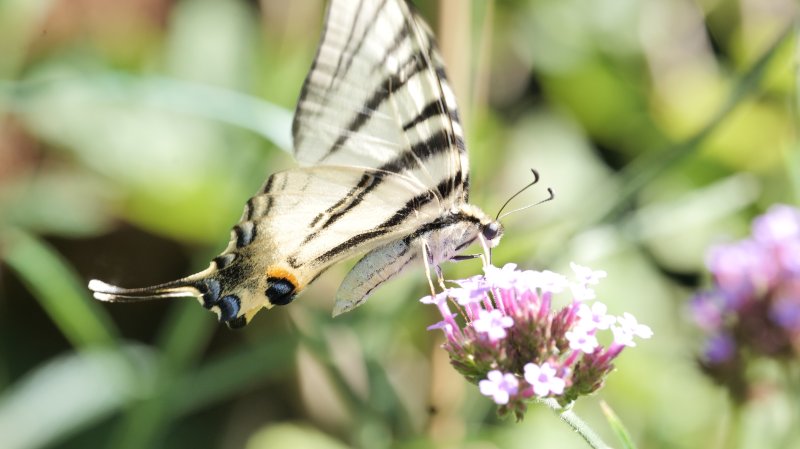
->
{"left": 495, "top": 169, "right": 554, "bottom": 221}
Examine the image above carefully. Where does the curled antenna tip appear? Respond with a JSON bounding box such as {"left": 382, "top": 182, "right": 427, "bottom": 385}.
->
{"left": 495, "top": 169, "right": 542, "bottom": 220}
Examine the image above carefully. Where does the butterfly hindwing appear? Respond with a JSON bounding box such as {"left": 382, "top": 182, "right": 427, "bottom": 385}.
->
{"left": 216, "top": 165, "right": 444, "bottom": 317}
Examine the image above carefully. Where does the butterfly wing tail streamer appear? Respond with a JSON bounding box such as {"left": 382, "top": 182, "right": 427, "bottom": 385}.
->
{"left": 88, "top": 265, "right": 255, "bottom": 329}
{"left": 88, "top": 266, "right": 215, "bottom": 302}
{"left": 88, "top": 279, "right": 198, "bottom": 303}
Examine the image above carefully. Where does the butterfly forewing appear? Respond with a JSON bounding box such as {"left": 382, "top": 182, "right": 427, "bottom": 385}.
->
{"left": 293, "top": 0, "right": 469, "bottom": 205}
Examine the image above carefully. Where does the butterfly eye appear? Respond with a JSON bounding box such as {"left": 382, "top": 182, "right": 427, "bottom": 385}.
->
{"left": 482, "top": 222, "right": 501, "bottom": 241}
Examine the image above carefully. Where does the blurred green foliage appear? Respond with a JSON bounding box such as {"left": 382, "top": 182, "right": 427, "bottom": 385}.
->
{"left": 0, "top": 0, "right": 797, "bottom": 448}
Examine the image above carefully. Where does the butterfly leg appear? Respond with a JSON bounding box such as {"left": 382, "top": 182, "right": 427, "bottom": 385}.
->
{"left": 421, "top": 242, "right": 440, "bottom": 298}
{"left": 434, "top": 263, "right": 447, "bottom": 291}
{"left": 478, "top": 234, "right": 492, "bottom": 267}
{"left": 451, "top": 254, "right": 481, "bottom": 262}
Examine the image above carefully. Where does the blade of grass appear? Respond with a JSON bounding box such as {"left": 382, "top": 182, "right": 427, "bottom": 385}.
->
{"left": 167, "top": 333, "right": 298, "bottom": 415}
{"left": 3, "top": 73, "right": 294, "bottom": 153}
{"left": 600, "top": 400, "right": 636, "bottom": 449}
{"left": 0, "top": 346, "right": 156, "bottom": 449}
{"left": 1, "top": 228, "right": 118, "bottom": 349}
{"left": 599, "top": 25, "right": 795, "bottom": 224}
{"left": 108, "top": 303, "right": 214, "bottom": 449}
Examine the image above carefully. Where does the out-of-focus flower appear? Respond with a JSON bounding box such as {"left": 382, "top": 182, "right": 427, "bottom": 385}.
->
{"left": 524, "top": 362, "right": 566, "bottom": 397}
{"left": 479, "top": 370, "right": 519, "bottom": 405}
{"left": 690, "top": 204, "right": 800, "bottom": 401}
{"left": 566, "top": 325, "right": 599, "bottom": 353}
{"left": 421, "top": 262, "right": 651, "bottom": 419}
{"left": 576, "top": 302, "right": 616, "bottom": 330}
{"left": 473, "top": 309, "right": 514, "bottom": 341}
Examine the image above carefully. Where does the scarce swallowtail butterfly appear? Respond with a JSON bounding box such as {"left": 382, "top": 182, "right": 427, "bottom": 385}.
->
{"left": 88, "top": 0, "right": 503, "bottom": 329}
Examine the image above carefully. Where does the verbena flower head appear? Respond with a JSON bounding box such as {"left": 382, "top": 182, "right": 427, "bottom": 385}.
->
{"left": 690, "top": 204, "right": 800, "bottom": 401}
{"left": 421, "top": 262, "right": 651, "bottom": 419}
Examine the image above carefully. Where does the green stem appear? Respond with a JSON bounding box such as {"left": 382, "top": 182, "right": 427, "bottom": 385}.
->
{"left": 538, "top": 398, "right": 613, "bottom": 449}
{"left": 777, "top": 363, "right": 800, "bottom": 449}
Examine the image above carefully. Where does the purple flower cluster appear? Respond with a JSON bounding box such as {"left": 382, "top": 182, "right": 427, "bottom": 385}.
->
{"left": 421, "top": 262, "right": 651, "bottom": 418}
{"left": 690, "top": 204, "right": 800, "bottom": 400}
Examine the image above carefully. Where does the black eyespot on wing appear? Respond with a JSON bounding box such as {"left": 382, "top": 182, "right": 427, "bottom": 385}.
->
{"left": 226, "top": 316, "right": 247, "bottom": 329}
{"left": 218, "top": 295, "right": 241, "bottom": 322}
{"left": 482, "top": 222, "right": 501, "bottom": 241}
{"left": 266, "top": 277, "right": 296, "bottom": 306}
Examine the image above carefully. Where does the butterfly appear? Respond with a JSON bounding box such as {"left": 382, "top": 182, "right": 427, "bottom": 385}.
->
{"left": 88, "top": 0, "right": 503, "bottom": 328}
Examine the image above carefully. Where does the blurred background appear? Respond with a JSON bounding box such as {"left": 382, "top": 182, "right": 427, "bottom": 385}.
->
{"left": 0, "top": 0, "right": 797, "bottom": 448}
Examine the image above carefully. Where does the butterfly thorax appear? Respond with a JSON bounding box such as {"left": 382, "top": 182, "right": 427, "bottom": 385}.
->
{"left": 421, "top": 204, "right": 503, "bottom": 266}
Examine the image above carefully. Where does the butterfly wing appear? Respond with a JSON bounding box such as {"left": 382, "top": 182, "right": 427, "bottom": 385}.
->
{"left": 90, "top": 165, "right": 445, "bottom": 326}
{"left": 293, "top": 0, "right": 470, "bottom": 207}
{"left": 89, "top": 0, "right": 477, "bottom": 327}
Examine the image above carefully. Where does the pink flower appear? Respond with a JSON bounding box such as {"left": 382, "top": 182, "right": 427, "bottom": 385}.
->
{"left": 421, "top": 262, "right": 650, "bottom": 416}
{"left": 566, "top": 325, "right": 600, "bottom": 353}
{"left": 612, "top": 313, "right": 653, "bottom": 347}
{"left": 570, "top": 262, "right": 608, "bottom": 285}
{"left": 524, "top": 362, "right": 566, "bottom": 397}
{"left": 577, "top": 302, "right": 616, "bottom": 330}
{"left": 479, "top": 370, "right": 519, "bottom": 405}
{"left": 473, "top": 309, "right": 514, "bottom": 341}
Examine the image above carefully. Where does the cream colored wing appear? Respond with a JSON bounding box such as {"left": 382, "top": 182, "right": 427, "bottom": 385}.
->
{"left": 293, "top": 0, "right": 470, "bottom": 207}
{"left": 88, "top": 0, "right": 487, "bottom": 328}
{"left": 89, "top": 165, "right": 445, "bottom": 327}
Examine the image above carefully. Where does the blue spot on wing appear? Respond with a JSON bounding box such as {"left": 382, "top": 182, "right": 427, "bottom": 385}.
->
{"left": 218, "top": 295, "right": 241, "bottom": 322}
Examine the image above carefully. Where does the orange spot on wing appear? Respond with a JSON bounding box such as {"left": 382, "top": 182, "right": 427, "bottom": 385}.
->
{"left": 266, "top": 266, "right": 302, "bottom": 291}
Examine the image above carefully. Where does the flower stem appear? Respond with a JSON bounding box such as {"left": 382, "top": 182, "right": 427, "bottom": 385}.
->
{"left": 538, "top": 398, "right": 613, "bottom": 449}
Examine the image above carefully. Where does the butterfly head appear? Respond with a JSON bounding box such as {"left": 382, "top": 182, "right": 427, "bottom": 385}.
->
{"left": 451, "top": 204, "right": 504, "bottom": 252}
{"left": 481, "top": 221, "right": 504, "bottom": 248}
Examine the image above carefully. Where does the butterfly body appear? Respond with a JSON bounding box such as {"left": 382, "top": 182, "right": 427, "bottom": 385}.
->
{"left": 88, "top": 0, "right": 503, "bottom": 327}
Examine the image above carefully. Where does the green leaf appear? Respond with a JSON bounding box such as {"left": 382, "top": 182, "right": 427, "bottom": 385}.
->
{"left": 108, "top": 303, "right": 214, "bottom": 449}
{"left": 0, "top": 169, "right": 116, "bottom": 238}
{"left": 246, "top": 423, "right": 350, "bottom": 449}
{"left": 168, "top": 333, "right": 298, "bottom": 415}
{"left": 600, "top": 25, "right": 794, "bottom": 224}
{"left": 0, "top": 0, "right": 55, "bottom": 77}
{"left": 0, "top": 346, "right": 156, "bottom": 449}
{"left": 600, "top": 400, "right": 637, "bottom": 449}
{"left": 1, "top": 229, "right": 119, "bottom": 349}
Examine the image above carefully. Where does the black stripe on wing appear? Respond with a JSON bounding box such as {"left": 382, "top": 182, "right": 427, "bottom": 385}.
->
{"left": 380, "top": 129, "right": 465, "bottom": 173}
{"left": 379, "top": 174, "right": 458, "bottom": 229}
{"left": 313, "top": 201, "right": 480, "bottom": 264}
{"left": 327, "top": 0, "right": 368, "bottom": 94}
{"left": 321, "top": 44, "right": 433, "bottom": 160}
{"left": 330, "top": 0, "right": 389, "bottom": 93}
{"left": 233, "top": 222, "right": 257, "bottom": 248}
{"left": 376, "top": 19, "right": 411, "bottom": 73}
{"left": 308, "top": 171, "right": 383, "bottom": 232}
